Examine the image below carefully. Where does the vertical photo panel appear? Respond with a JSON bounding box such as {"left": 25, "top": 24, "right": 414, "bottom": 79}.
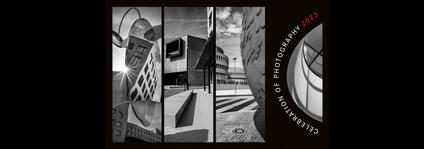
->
{"left": 112, "top": 7, "right": 163, "bottom": 142}
{"left": 215, "top": 7, "right": 265, "bottom": 142}
{"left": 163, "top": 7, "right": 215, "bottom": 142}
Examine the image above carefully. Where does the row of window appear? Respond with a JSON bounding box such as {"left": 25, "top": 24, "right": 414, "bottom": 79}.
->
{"left": 216, "top": 55, "right": 228, "bottom": 64}
{"left": 132, "top": 60, "right": 158, "bottom": 101}
{"left": 126, "top": 125, "right": 161, "bottom": 142}
{"left": 216, "top": 79, "right": 249, "bottom": 85}
{"left": 216, "top": 64, "right": 228, "bottom": 70}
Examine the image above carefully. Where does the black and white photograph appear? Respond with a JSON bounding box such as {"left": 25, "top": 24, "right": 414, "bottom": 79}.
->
{"left": 103, "top": 0, "right": 330, "bottom": 147}
{"left": 111, "top": 7, "right": 163, "bottom": 142}
{"left": 287, "top": 24, "right": 323, "bottom": 122}
{"left": 215, "top": 7, "right": 265, "bottom": 142}
{"left": 163, "top": 7, "right": 214, "bottom": 142}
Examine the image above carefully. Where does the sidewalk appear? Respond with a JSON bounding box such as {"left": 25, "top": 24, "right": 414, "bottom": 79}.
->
{"left": 216, "top": 89, "right": 252, "bottom": 97}
{"left": 216, "top": 111, "right": 265, "bottom": 142}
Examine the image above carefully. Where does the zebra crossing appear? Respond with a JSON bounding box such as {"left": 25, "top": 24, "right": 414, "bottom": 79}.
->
{"left": 215, "top": 96, "right": 260, "bottom": 113}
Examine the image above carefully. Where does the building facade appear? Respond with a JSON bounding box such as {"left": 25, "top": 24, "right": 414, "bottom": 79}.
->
{"left": 164, "top": 35, "right": 212, "bottom": 89}
{"left": 112, "top": 103, "right": 162, "bottom": 142}
{"left": 125, "top": 24, "right": 162, "bottom": 103}
{"left": 216, "top": 46, "right": 229, "bottom": 84}
{"left": 228, "top": 72, "right": 248, "bottom": 85}
{"left": 216, "top": 46, "right": 248, "bottom": 86}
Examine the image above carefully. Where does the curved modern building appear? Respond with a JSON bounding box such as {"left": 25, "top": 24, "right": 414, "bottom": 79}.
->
{"left": 287, "top": 24, "right": 323, "bottom": 122}
{"left": 216, "top": 46, "right": 229, "bottom": 84}
{"left": 240, "top": 7, "right": 265, "bottom": 111}
{"left": 240, "top": 7, "right": 265, "bottom": 139}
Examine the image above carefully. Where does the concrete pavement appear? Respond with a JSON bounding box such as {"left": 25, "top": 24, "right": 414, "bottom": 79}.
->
{"left": 215, "top": 95, "right": 264, "bottom": 142}
{"left": 164, "top": 89, "right": 213, "bottom": 142}
{"left": 216, "top": 111, "right": 265, "bottom": 142}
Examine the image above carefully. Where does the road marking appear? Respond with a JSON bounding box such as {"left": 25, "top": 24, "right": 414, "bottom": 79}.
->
{"left": 216, "top": 98, "right": 251, "bottom": 113}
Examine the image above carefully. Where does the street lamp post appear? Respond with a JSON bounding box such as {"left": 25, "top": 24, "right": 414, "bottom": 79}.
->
{"left": 233, "top": 57, "right": 237, "bottom": 95}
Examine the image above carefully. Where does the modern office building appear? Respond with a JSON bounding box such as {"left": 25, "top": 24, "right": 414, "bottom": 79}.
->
{"left": 164, "top": 34, "right": 214, "bottom": 93}
{"left": 216, "top": 46, "right": 248, "bottom": 86}
{"left": 228, "top": 71, "right": 248, "bottom": 85}
{"left": 125, "top": 21, "right": 162, "bottom": 103}
{"left": 216, "top": 46, "right": 229, "bottom": 84}
{"left": 112, "top": 102, "right": 162, "bottom": 142}
{"left": 164, "top": 7, "right": 215, "bottom": 93}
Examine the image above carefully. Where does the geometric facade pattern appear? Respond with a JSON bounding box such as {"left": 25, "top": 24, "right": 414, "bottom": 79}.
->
{"left": 129, "top": 46, "right": 159, "bottom": 102}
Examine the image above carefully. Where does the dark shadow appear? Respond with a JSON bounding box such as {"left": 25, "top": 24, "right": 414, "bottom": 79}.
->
{"left": 223, "top": 98, "right": 256, "bottom": 113}
{"left": 164, "top": 129, "right": 208, "bottom": 142}
{"left": 253, "top": 109, "right": 265, "bottom": 139}
{"left": 216, "top": 98, "right": 246, "bottom": 109}
{"left": 177, "top": 93, "right": 197, "bottom": 127}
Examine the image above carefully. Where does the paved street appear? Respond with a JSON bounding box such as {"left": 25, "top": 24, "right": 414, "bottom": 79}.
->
{"left": 215, "top": 95, "right": 264, "bottom": 142}
{"left": 216, "top": 96, "right": 259, "bottom": 113}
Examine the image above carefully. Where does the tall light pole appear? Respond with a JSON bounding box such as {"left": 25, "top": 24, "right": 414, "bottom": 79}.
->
{"left": 233, "top": 57, "right": 237, "bottom": 94}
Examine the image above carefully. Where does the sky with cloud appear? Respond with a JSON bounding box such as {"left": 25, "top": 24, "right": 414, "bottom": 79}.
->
{"left": 216, "top": 7, "right": 245, "bottom": 72}
{"left": 164, "top": 7, "right": 208, "bottom": 43}
{"left": 112, "top": 7, "right": 162, "bottom": 72}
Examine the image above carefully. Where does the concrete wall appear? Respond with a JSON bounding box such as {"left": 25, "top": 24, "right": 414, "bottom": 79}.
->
{"left": 164, "top": 35, "right": 212, "bottom": 86}
{"left": 164, "top": 38, "right": 187, "bottom": 73}
{"left": 112, "top": 103, "right": 129, "bottom": 142}
{"left": 185, "top": 35, "right": 210, "bottom": 86}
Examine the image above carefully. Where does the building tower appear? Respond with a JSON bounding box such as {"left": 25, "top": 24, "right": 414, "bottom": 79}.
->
{"left": 216, "top": 46, "right": 229, "bottom": 85}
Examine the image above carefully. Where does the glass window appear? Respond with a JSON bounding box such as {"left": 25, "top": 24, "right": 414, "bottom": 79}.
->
{"left": 146, "top": 72, "right": 150, "bottom": 82}
{"left": 144, "top": 65, "right": 149, "bottom": 73}
{"left": 137, "top": 75, "right": 144, "bottom": 86}
{"left": 131, "top": 90, "right": 138, "bottom": 100}
{"left": 142, "top": 84, "right": 146, "bottom": 93}
{"left": 303, "top": 41, "right": 323, "bottom": 78}
{"left": 128, "top": 42, "right": 134, "bottom": 50}
{"left": 136, "top": 95, "right": 141, "bottom": 101}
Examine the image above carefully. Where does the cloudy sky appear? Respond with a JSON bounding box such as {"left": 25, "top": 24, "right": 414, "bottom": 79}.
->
{"left": 164, "top": 7, "right": 208, "bottom": 43}
{"left": 216, "top": 7, "right": 245, "bottom": 73}
{"left": 112, "top": 7, "right": 162, "bottom": 72}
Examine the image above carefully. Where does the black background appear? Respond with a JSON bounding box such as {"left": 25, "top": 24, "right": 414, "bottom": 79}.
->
{"left": 105, "top": 0, "right": 328, "bottom": 148}
{"left": 7, "top": 0, "right": 390, "bottom": 148}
